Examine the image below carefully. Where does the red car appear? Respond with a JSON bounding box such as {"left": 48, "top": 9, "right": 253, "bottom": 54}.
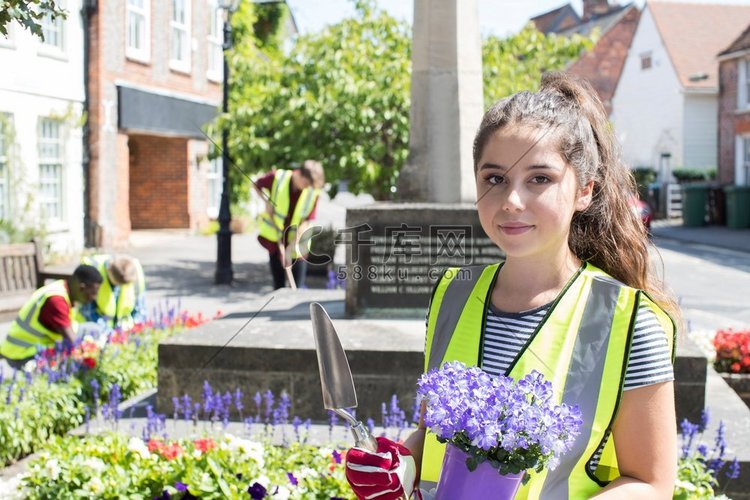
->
{"left": 629, "top": 195, "right": 652, "bottom": 230}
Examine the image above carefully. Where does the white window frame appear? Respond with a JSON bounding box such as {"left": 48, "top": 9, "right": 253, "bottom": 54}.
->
{"left": 206, "top": 154, "right": 222, "bottom": 219}
{"left": 207, "top": 0, "right": 223, "bottom": 82}
{"left": 170, "top": 0, "right": 191, "bottom": 73}
{"left": 126, "top": 0, "right": 151, "bottom": 63}
{"left": 737, "top": 136, "right": 750, "bottom": 186}
{"left": 738, "top": 58, "right": 750, "bottom": 111}
{"left": 0, "top": 113, "right": 11, "bottom": 221}
{"left": 38, "top": 118, "right": 65, "bottom": 223}
{"left": 38, "top": 2, "right": 66, "bottom": 58}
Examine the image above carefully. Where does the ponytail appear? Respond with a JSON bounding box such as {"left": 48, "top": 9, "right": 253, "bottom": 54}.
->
{"left": 474, "top": 72, "right": 682, "bottom": 327}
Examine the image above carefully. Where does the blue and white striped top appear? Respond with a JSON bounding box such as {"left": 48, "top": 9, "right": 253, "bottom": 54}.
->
{"left": 480, "top": 301, "right": 674, "bottom": 390}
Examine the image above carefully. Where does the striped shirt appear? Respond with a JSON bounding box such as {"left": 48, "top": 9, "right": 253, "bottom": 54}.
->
{"left": 480, "top": 302, "right": 674, "bottom": 390}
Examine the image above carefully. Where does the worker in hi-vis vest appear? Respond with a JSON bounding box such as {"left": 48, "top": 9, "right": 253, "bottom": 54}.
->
{"left": 254, "top": 160, "right": 325, "bottom": 289}
{"left": 0, "top": 265, "right": 102, "bottom": 370}
{"left": 77, "top": 254, "right": 146, "bottom": 331}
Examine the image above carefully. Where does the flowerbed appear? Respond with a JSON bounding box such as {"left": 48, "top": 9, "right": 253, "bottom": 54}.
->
{"left": 713, "top": 328, "right": 750, "bottom": 374}
{"left": 17, "top": 433, "right": 351, "bottom": 499}
{"left": 0, "top": 305, "right": 213, "bottom": 466}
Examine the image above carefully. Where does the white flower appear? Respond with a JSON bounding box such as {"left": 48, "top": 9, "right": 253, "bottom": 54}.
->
{"left": 83, "top": 457, "right": 105, "bottom": 473}
{"left": 44, "top": 459, "right": 60, "bottom": 480}
{"left": 272, "top": 485, "right": 291, "bottom": 499}
{"left": 222, "top": 434, "right": 265, "bottom": 467}
{"left": 317, "top": 447, "right": 334, "bottom": 458}
{"left": 86, "top": 477, "right": 104, "bottom": 494}
{"left": 127, "top": 437, "right": 151, "bottom": 460}
{"left": 22, "top": 360, "right": 36, "bottom": 373}
{"left": 0, "top": 475, "right": 27, "bottom": 500}
{"left": 250, "top": 475, "right": 271, "bottom": 489}
{"left": 296, "top": 466, "right": 318, "bottom": 480}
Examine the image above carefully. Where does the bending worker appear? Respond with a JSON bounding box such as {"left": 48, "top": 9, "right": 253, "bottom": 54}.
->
{"left": 254, "top": 160, "right": 325, "bottom": 289}
{"left": 77, "top": 254, "right": 146, "bottom": 330}
{"left": 0, "top": 265, "right": 102, "bottom": 370}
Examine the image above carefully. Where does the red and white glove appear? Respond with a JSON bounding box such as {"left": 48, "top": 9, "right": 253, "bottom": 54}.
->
{"left": 345, "top": 436, "right": 420, "bottom": 500}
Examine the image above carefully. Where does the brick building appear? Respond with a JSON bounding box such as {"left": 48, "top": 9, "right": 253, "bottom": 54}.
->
{"left": 718, "top": 25, "right": 750, "bottom": 186}
{"left": 531, "top": 1, "right": 641, "bottom": 115}
{"left": 86, "top": 0, "right": 225, "bottom": 247}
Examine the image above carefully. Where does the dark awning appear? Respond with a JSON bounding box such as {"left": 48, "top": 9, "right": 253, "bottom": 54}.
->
{"left": 117, "top": 85, "right": 218, "bottom": 138}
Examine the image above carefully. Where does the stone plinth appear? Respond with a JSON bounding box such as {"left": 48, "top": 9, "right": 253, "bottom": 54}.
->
{"left": 344, "top": 203, "right": 502, "bottom": 316}
{"left": 158, "top": 289, "right": 424, "bottom": 422}
{"left": 674, "top": 333, "right": 707, "bottom": 423}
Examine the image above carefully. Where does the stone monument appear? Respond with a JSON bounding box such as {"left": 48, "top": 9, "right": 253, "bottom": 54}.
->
{"left": 345, "top": 0, "right": 502, "bottom": 316}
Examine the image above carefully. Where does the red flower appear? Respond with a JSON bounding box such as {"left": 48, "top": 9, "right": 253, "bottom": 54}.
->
{"left": 148, "top": 439, "right": 164, "bottom": 453}
{"left": 161, "top": 443, "right": 183, "bottom": 460}
{"left": 194, "top": 438, "right": 216, "bottom": 453}
{"left": 82, "top": 357, "right": 97, "bottom": 369}
{"left": 731, "top": 362, "right": 742, "bottom": 373}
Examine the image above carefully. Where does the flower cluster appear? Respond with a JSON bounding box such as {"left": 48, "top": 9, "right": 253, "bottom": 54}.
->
{"left": 713, "top": 328, "right": 750, "bottom": 374}
{"left": 675, "top": 409, "right": 740, "bottom": 499}
{"left": 417, "top": 362, "right": 583, "bottom": 476}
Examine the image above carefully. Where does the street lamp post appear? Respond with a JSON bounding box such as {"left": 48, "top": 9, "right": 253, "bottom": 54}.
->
{"left": 215, "top": 0, "right": 240, "bottom": 285}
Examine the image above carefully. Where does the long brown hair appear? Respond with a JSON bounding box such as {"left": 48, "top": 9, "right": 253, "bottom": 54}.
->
{"left": 473, "top": 72, "right": 681, "bottom": 324}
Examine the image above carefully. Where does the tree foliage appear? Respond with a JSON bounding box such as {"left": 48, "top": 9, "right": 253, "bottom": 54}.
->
{"left": 222, "top": 0, "right": 410, "bottom": 201}
{"left": 0, "top": 0, "right": 67, "bottom": 40}
{"left": 222, "top": 9, "right": 597, "bottom": 201}
{"left": 482, "top": 24, "right": 597, "bottom": 108}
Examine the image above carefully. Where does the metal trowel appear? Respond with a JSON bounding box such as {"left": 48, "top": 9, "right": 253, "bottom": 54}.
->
{"left": 310, "top": 302, "right": 377, "bottom": 452}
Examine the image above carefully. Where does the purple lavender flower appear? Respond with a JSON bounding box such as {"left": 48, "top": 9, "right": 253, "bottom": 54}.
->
{"left": 181, "top": 394, "right": 193, "bottom": 421}
{"left": 366, "top": 417, "right": 375, "bottom": 436}
{"left": 234, "top": 388, "right": 244, "bottom": 420}
{"left": 263, "top": 390, "right": 274, "bottom": 424}
{"left": 698, "top": 408, "right": 710, "bottom": 433}
{"left": 332, "top": 450, "right": 343, "bottom": 464}
{"left": 726, "top": 457, "right": 741, "bottom": 479}
{"left": 202, "top": 381, "right": 214, "bottom": 414}
{"left": 172, "top": 397, "right": 181, "bottom": 421}
{"left": 253, "top": 391, "right": 262, "bottom": 422}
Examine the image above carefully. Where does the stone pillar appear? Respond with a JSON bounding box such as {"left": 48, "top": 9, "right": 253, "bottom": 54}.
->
{"left": 398, "top": 0, "right": 484, "bottom": 203}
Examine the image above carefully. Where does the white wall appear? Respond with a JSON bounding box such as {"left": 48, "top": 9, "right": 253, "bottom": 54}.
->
{"left": 0, "top": 1, "right": 85, "bottom": 254}
{"left": 611, "top": 5, "right": 684, "bottom": 177}
{"left": 683, "top": 93, "right": 718, "bottom": 169}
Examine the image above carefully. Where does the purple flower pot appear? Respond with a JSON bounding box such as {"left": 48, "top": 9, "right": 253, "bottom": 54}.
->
{"left": 435, "top": 445, "right": 524, "bottom": 500}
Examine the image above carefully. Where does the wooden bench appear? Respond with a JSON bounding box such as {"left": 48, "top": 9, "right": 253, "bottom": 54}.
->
{"left": 0, "top": 239, "right": 72, "bottom": 315}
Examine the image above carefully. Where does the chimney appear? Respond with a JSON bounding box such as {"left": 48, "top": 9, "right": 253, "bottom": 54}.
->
{"left": 582, "top": 0, "right": 612, "bottom": 21}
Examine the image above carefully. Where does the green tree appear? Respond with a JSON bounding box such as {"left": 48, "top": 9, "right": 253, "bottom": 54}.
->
{"left": 0, "top": 0, "right": 67, "bottom": 40}
{"left": 482, "top": 24, "right": 597, "bottom": 107}
{"left": 223, "top": 0, "right": 410, "bottom": 201}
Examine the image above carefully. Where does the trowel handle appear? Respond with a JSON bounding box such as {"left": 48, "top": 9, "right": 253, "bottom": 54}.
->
{"left": 351, "top": 420, "right": 378, "bottom": 452}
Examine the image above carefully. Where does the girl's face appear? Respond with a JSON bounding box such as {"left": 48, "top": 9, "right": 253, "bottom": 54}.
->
{"left": 475, "top": 127, "right": 592, "bottom": 262}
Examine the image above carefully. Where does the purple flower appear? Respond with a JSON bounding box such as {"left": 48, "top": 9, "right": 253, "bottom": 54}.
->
{"left": 416, "top": 362, "right": 582, "bottom": 473}
{"left": 726, "top": 457, "right": 741, "bottom": 480}
{"left": 287, "top": 472, "right": 298, "bottom": 486}
{"left": 698, "top": 408, "right": 710, "bottom": 433}
{"left": 247, "top": 482, "right": 267, "bottom": 499}
{"left": 175, "top": 482, "right": 188, "bottom": 492}
{"left": 332, "top": 449, "right": 343, "bottom": 464}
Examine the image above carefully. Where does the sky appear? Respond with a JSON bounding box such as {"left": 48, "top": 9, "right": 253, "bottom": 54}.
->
{"left": 285, "top": 0, "right": 584, "bottom": 37}
{"left": 284, "top": 0, "right": 750, "bottom": 37}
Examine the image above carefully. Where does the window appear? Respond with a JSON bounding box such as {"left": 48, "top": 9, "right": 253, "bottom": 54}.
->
{"left": 170, "top": 0, "right": 191, "bottom": 72}
{"left": 640, "top": 52, "right": 652, "bottom": 70}
{"left": 38, "top": 119, "right": 64, "bottom": 222}
{"left": 0, "top": 114, "right": 11, "bottom": 220}
{"left": 739, "top": 59, "right": 750, "bottom": 110}
{"left": 39, "top": 2, "right": 65, "bottom": 53}
{"left": 207, "top": 0, "right": 223, "bottom": 81}
{"left": 127, "top": 0, "right": 151, "bottom": 62}
{"left": 206, "top": 155, "right": 222, "bottom": 218}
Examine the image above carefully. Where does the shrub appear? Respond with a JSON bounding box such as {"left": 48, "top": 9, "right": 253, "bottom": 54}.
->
{"left": 713, "top": 328, "right": 750, "bottom": 374}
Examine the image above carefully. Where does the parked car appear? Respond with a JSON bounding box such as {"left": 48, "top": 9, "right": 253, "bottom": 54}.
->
{"left": 629, "top": 195, "right": 652, "bottom": 230}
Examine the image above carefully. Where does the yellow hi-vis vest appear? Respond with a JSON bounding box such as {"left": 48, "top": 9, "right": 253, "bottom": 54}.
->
{"left": 0, "top": 280, "right": 72, "bottom": 360}
{"left": 421, "top": 262, "right": 675, "bottom": 499}
{"left": 81, "top": 254, "right": 145, "bottom": 328}
{"left": 257, "top": 169, "right": 319, "bottom": 258}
